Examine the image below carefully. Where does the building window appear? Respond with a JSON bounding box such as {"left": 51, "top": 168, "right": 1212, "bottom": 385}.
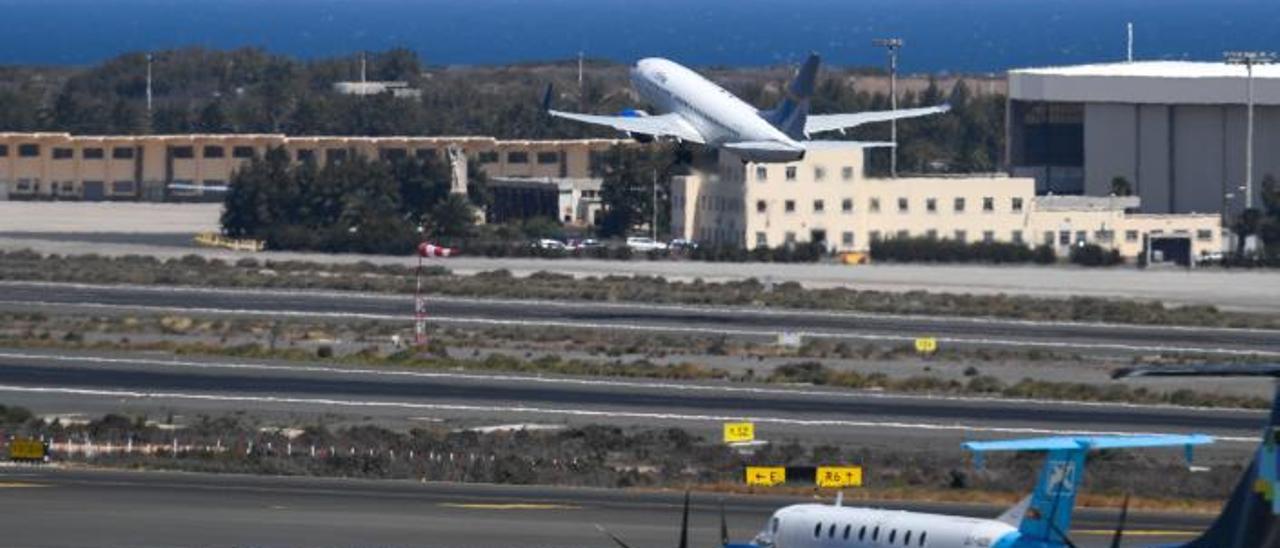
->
{"left": 896, "top": 229, "right": 909, "bottom": 239}
{"left": 537, "top": 151, "right": 560, "bottom": 164}
{"left": 478, "top": 151, "right": 499, "bottom": 163}
{"left": 869, "top": 230, "right": 882, "bottom": 241}
{"left": 232, "top": 146, "right": 255, "bottom": 159}
{"left": 784, "top": 200, "right": 796, "bottom": 213}
{"left": 1044, "top": 231, "right": 1055, "bottom": 245}
{"left": 983, "top": 230, "right": 995, "bottom": 242}
{"left": 1012, "top": 197, "right": 1024, "bottom": 212}
{"left": 842, "top": 198, "right": 853, "bottom": 213}
{"left": 82, "top": 147, "right": 105, "bottom": 160}
{"left": 1075, "top": 230, "right": 1086, "bottom": 243}
{"left": 755, "top": 232, "right": 768, "bottom": 248}
{"left": 1095, "top": 229, "right": 1115, "bottom": 243}
{"left": 1197, "top": 229, "right": 1213, "bottom": 241}
{"left": 926, "top": 198, "right": 937, "bottom": 212}
{"left": 415, "top": 148, "right": 437, "bottom": 160}
{"left": 983, "top": 196, "right": 995, "bottom": 212}
{"left": 296, "top": 149, "right": 315, "bottom": 162}
{"left": 814, "top": 166, "right": 826, "bottom": 181}
{"left": 954, "top": 197, "right": 966, "bottom": 212}
{"left": 842, "top": 166, "right": 854, "bottom": 180}
{"left": 111, "top": 181, "right": 135, "bottom": 194}
{"left": 1059, "top": 230, "right": 1071, "bottom": 245}
{"left": 897, "top": 197, "right": 909, "bottom": 212}
{"left": 785, "top": 166, "right": 797, "bottom": 181}
{"left": 506, "top": 151, "right": 528, "bottom": 164}
{"left": 756, "top": 200, "right": 767, "bottom": 213}
{"left": 869, "top": 198, "right": 881, "bottom": 213}
{"left": 52, "top": 147, "right": 74, "bottom": 160}
{"left": 203, "top": 145, "right": 225, "bottom": 159}
{"left": 381, "top": 148, "right": 408, "bottom": 161}
{"left": 756, "top": 166, "right": 768, "bottom": 181}
{"left": 785, "top": 231, "right": 797, "bottom": 244}
{"left": 842, "top": 231, "right": 854, "bottom": 247}
{"left": 925, "top": 229, "right": 938, "bottom": 239}
{"left": 954, "top": 230, "right": 967, "bottom": 243}
{"left": 1012, "top": 230, "right": 1024, "bottom": 244}
{"left": 170, "top": 146, "right": 194, "bottom": 159}
{"left": 18, "top": 143, "right": 39, "bottom": 157}
{"left": 0, "top": 144, "right": 8, "bottom": 157}
{"left": 813, "top": 199, "right": 824, "bottom": 213}
{"left": 326, "top": 148, "right": 349, "bottom": 164}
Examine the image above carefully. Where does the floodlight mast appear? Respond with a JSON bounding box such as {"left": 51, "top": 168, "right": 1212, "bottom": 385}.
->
{"left": 873, "top": 38, "right": 903, "bottom": 178}
{"left": 1225, "top": 51, "right": 1276, "bottom": 211}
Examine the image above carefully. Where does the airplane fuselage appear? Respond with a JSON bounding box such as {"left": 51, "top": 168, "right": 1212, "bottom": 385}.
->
{"left": 757, "top": 504, "right": 1024, "bottom": 548}
{"left": 628, "top": 57, "right": 806, "bottom": 161}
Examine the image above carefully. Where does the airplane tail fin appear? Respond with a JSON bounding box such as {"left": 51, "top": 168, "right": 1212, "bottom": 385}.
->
{"left": 762, "top": 52, "right": 819, "bottom": 141}
{"left": 1115, "top": 364, "right": 1280, "bottom": 547}
{"left": 964, "top": 434, "right": 1211, "bottom": 547}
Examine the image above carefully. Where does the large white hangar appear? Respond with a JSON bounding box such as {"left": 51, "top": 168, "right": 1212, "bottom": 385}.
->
{"left": 1007, "top": 60, "right": 1280, "bottom": 215}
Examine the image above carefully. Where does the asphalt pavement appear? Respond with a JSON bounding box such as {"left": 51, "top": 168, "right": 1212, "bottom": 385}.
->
{"left": 0, "top": 349, "right": 1264, "bottom": 455}
{"left": 0, "top": 281, "right": 1276, "bottom": 358}
{"left": 0, "top": 467, "right": 1213, "bottom": 547}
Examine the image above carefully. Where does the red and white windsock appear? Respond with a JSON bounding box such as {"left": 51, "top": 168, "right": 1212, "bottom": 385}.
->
{"left": 417, "top": 242, "right": 455, "bottom": 258}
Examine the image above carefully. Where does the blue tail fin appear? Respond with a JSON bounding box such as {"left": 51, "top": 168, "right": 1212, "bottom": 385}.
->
{"left": 964, "top": 434, "right": 1212, "bottom": 546}
{"left": 762, "top": 53, "right": 819, "bottom": 141}
{"left": 1183, "top": 383, "right": 1280, "bottom": 547}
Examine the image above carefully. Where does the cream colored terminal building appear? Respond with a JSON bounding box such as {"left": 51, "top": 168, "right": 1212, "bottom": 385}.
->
{"left": 672, "top": 142, "right": 1222, "bottom": 260}
{"left": 0, "top": 132, "right": 624, "bottom": 201}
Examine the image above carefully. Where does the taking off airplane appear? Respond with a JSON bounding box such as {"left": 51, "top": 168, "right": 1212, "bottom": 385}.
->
{"left": 544, "top": 53, "right": 949, "bottom": 163}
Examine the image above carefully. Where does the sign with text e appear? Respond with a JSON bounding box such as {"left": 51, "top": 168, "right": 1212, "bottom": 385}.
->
{"left": 746, "top": 466, "right": 786, "bottom": 487}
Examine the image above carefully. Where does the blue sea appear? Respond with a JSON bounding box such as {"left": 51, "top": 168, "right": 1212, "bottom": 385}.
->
{"left": 1, "top": 0, "right": 1278, "bottom": 72}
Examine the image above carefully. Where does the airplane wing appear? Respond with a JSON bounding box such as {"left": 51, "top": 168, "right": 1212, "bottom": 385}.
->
{"left": 804, "top": 104, "right": 951, "bottom": 136}
{"left": 547, "top": 110, "right": 705, "bottom": 144}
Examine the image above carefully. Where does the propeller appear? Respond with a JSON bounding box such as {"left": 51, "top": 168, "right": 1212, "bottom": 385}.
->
{"left": 1109, "top": 493, "right": 1131, "bottom": 548}
{"left": 595, "top": 491, "right": 692, "bottom": 548}
{"left": 719, "top": 498, "right": 729, "bottom": 547}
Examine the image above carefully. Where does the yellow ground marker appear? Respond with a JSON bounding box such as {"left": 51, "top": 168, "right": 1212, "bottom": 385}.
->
{"left": 438, "top": 502, "right": 579, "bottom": 510}
{"left": 1072, "top": 529, "right": 1198, "bottom": 537}
{"left": 0, "top": 481, "right": 47, "bottom": 488}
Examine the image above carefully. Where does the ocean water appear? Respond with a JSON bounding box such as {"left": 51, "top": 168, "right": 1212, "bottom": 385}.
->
{"left": 1, "top": 0, "right": 1278, "bottom": 72}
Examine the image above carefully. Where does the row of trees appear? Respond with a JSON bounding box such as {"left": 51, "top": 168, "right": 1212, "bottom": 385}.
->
{"left": 221, "top": 148, "right": 479, "bottom": 253}
{"left": 1231, "top": 176, "right": 1280, "bottom": 262}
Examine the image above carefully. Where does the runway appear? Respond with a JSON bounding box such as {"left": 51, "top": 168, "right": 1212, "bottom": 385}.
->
{"left": 0, "top": 349, "right": 1263, "bottom": 453}
{"left": 0, "top": 467, "right": 1212, "bottom": 547}
{"left": 1, "top": 281, "right": 1277, "bottom": 358}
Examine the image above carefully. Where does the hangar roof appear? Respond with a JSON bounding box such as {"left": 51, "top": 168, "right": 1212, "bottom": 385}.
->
{"left": 1009, "top": 61, "right": 1280, "bottom": 105}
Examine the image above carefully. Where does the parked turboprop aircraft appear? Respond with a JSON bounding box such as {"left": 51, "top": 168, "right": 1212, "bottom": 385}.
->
{"left": 543, "top": 53, "right": 949, "bottom": 163}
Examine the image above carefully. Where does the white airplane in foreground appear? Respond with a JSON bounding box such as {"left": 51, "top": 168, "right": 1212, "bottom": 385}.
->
{"left": 543, "top": 53, "right": 950, "bottom": 163}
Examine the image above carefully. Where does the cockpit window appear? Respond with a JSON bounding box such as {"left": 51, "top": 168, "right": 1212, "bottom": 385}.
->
{"left": 771, "top": 518, "right": 779, "bottom": 533}
{"left": 919, "top": 531, "right": 928, "bottom": 546}
{"left": 828, "top": 524, "right": 836, "bottom": 538}
{"left": 859, "top": 526, "right": 867, "bottom": 541}
{"left": 813, "top": 523, "right": 821, "bottom": 538}
{"left": 843, "top": 525, "right": 851, "bottom": 540}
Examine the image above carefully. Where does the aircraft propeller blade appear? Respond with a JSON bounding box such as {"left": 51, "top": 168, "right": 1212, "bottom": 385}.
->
{"left": 678, "top": 491, "right": 690, "bottom": 548}
{"left": 719, "top": 498, "right": 729, "bottom": 547}
{"left": 1109, "top": 493, "right": 1131, "bottom": 548}
{"left": 594, "top": 524, "right": 637, "bottom": 548}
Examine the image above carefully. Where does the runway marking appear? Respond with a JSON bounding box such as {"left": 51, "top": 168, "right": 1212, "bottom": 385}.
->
{"left": 0, "top": 481, "right": 47, "bottom": 488}
{"left": 0, "top": 384, "right": 1257, "bottom": 444}
{"left": 438, "top": 503, "right": 579, "bottom": 510}
{"left": 0, "top": 350, "right": 1265, "bottom": 416}
{"left": 1, "top": 298, "right": 1273, "bottom": 358}
{"left": 1073, "top": 529, "right": 1197, "bottom": 537}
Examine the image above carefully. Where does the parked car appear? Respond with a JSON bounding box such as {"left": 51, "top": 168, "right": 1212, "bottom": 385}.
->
{"left": 531, "top": 238, "right": 568, "bottom": 251}
{"left": 668, "top": 238, "right": 699, "bottom": 251}
{"left": 568, "top": 238, "right": 604, "bottom": 251}
{"left": 626, "top": 236, "right": 668, "bottom": 252}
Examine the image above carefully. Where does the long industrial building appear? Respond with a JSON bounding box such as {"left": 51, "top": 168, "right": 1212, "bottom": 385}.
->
{"left": 1007, "top": 61, "right": 1280, "bottom": 215}
{"left": 673, "top": 142, "right": 1222, "bottom": 262}
{"left": 0, "top": 133, "right": 624, "bottom": 203}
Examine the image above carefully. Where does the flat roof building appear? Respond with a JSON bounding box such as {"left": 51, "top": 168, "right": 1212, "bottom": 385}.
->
{"left": 0, "top": 133, "right": 625, "bottom": 202}
{"left": 1007, "top": 60, "right": 1280, "bottom": 216}
{"left": 673, "top": 142, "right": 1222, "bottom": 262}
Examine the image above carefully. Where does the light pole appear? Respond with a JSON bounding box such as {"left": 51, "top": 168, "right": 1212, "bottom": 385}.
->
{"left": 1225, "top": 50, "right": 1275, "bottom": 211}
{"left": 873, "top": 38, "right": 903, "bottom": 178}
